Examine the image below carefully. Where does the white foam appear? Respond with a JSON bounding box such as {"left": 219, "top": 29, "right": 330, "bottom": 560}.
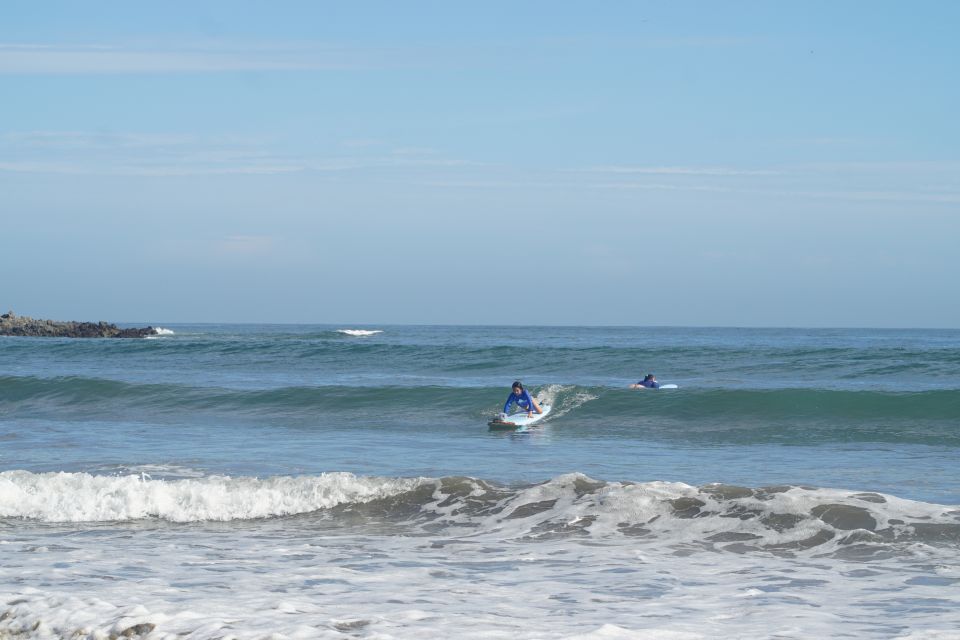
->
{"left": 336, "top": 329, "right": 383, "bottom": 337}
{"left": 566, "top": 626, "right": 704, "bottom": 640}
{"left": 0, "top": 471, "right": 960, "bottom": 640}
{"left": 153, "top": 327, "right": 175, "bottom": 335}
{"left": 3, "top": 472, "right": 960, "bottom": 638}
{"left": 0, "top": 471, "right": 424, "bottom": 522}
{"left": 3, "top": 469, "right": 958, "bottom": 543}
{"left": 536, "top": 384, "right": 598, "bottom": 420}
{"left": 4, "top": 506, "right": 959, "bottom": 639}
{"left": 425, "top": 473, "right": 960, "bottom": 554}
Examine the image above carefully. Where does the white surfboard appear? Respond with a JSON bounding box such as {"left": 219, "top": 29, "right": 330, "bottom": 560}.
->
{"left": 488, "top": 404, "right": 552, "bottom": 430}
{"left": 630, "top": 383, "right": 679, "bottom": 390}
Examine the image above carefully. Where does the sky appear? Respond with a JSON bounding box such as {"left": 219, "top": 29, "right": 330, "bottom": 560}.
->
{"left": 1, "top": 1, "right": 958, "bottom": 327}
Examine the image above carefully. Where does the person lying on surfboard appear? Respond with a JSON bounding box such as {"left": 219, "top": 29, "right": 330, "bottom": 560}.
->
{"left": 502, "top": 380, "right": 542, "bottom": 418}
{"left": 629, "top": 374, "right": 660, "bottom": 389}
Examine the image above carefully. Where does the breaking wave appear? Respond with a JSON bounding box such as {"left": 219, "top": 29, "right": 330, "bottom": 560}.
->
{"left": 336, "top": 329, "right": 383, "bottom": 337}
{"left": 3, "top": 471, "right": 958, "bottom": 556}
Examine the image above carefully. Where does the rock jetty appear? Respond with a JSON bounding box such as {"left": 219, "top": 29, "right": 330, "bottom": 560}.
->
{"left": 0, "top": 311, "right": 157, "bottom": 338}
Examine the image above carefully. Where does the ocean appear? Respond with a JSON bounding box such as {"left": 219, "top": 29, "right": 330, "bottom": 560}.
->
{"left": 1, "top": 325, "right": 959, "bottom": 639}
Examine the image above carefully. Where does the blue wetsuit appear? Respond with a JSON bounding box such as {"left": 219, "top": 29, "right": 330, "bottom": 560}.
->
{"left": 503, "top": 389, "right": 537, "bottom": 414}
{"left": 639, "top": 379, "right": 660, "bottom": 389}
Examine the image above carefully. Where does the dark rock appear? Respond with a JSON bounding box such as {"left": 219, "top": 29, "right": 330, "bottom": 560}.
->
{"left": 0, "top": 312, "right": 157, "bottom": 339}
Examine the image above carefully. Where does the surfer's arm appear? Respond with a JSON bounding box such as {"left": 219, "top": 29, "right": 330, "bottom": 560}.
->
{"left": 503, "top": 396, "right": 515, "bottom": 414}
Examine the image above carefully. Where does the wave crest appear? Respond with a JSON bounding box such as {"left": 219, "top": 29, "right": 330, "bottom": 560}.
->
{"left": 0, "top": 471, "right": 424, "bottom": 523}
{"left": 4, "top": 471, "right": 959, "bottom": 555}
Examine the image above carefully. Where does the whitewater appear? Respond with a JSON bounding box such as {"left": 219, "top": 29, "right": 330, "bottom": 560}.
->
{"left": 2, "top": 325, "right": 959, "bottom": 639}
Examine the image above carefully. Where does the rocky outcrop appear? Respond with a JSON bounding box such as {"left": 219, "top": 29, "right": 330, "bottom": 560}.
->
{"left": 0, "top": 311, "right": 157, "bottom": 338}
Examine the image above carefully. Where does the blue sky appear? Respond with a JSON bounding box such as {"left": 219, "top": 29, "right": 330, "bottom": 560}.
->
{"left": 2, "top": 1, "right": 958, "bottom": 326}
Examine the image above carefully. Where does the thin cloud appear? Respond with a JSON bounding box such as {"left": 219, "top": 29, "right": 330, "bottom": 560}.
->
{"left": 0, "top": 161, "right": 90, "bottom": 175}
{"left": 391, "top": 147, "right": 441, "bottom": 157}
{"left": 639, "top": 36, "right": 762, "bottom": 48}
{"left": 419, "top": 178, "right": 569, "bottom": 189}
{"left": 0, "top": 160, "right": 303, "bottom": 176}
{"left": 0, "top": 130, "right": 302, "bottom": 175}
{"left": 788, "top": 189, "right": 960, "bottom": 204}
{"left": 216, "top": 235, "right": 276, "bottom": 255}
{"left": 419, "top": 172, "right": 960, "bottom": 204}
{"left": 0, "top": 42, "right": 392, "bottom": 74}
{"left": 0, "top": 128, "right": 469, "bottom": 176}
{"left": 0, "top": 32, "right": 760, "bottom": 76}
{"left": 581, "top": 165, "right": 783, "bottom": 177}
{"left": 779, "top": 136, "right": 863, "bottom": 146}
{"left": 309, "top": 156, "right": 475, "bottom": 172}
{"left": 594, "top": 181, "right": 960, "bottom": 204}
{"left": 4, "top": 131, "right": 199, "bottom": 148}
{"left": 798, "top": 161, "right": 960, "bottom": 174}
{"left": 340, "top": 139, "right": 385, "bottom": 149}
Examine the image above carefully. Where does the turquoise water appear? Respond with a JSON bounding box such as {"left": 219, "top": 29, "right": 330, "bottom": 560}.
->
{"left": 2, "top": 325, "right": 959, "bottom": 638}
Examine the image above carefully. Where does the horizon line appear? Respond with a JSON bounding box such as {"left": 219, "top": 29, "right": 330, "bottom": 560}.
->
{"left": 99, "top": 321, "right": 960, "bottom": 331}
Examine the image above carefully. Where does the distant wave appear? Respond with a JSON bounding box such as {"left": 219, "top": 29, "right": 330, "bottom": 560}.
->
{"left": 4, "top": 336, "right": 957, "bottom": 388}
{"left": 337, "top": 329, "right": 382, "bottom": 337}
{"left": 3, "top": 471, "right": 957, "bottom": 554}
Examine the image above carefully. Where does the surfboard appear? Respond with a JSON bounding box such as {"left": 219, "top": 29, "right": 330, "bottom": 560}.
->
{"left": 488, "top": 404, "right": 552, "bottom": 430}
{"left": 630, "top": 383, "right": 679, "bottom": 390}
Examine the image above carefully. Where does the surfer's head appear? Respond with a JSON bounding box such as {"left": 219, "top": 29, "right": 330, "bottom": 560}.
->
{"left": 644, "top": 374, "right": 654, "bottom": 381}
{"left": 512, "top": 381, "right": 523, "bottom": 393}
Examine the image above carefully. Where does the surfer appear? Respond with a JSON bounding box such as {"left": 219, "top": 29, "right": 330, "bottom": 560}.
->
{"left": 502, "top": 381, "right": 542, "bottom": 418}
{"left": 630, "top": 374, "right": 660, "bottom": 389}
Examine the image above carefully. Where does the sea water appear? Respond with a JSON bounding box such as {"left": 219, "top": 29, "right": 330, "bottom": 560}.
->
{"left": 1, "top": 325, "right": 958, "bottom": 639}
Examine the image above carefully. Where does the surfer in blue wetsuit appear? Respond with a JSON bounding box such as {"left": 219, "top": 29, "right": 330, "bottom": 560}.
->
{"left": 502, "top": 381, "right": 542, "bottom": 418}
{"left": 630, "top": 374, "right": 660, "bottom": 389}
